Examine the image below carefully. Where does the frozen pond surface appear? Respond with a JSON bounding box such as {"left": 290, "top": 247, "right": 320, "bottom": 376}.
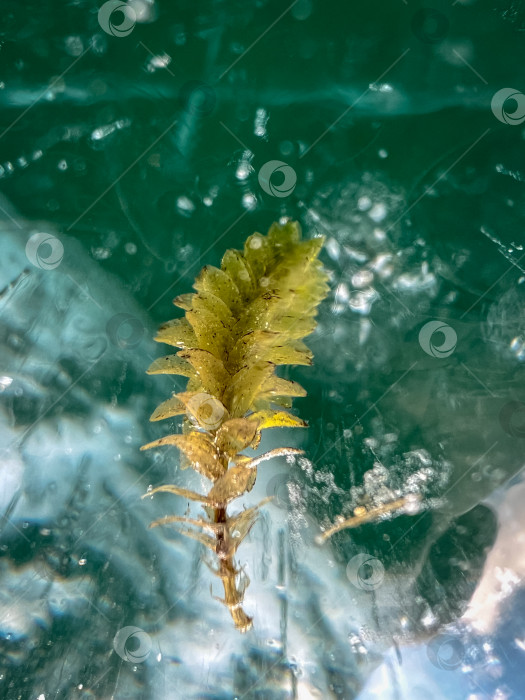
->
{"left": 1, "top": 1, "right": 525, "bottom": 698}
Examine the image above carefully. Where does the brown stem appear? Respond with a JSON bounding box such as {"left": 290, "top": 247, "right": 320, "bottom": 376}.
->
{"left": 213, "top": 505, "right": 253, "bottom": 632}
{"left": 218, "top": 557, "right": 253, "bottom": 632}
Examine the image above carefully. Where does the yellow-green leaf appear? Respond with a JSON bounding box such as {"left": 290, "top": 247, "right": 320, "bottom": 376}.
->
{"left": 146, "top": 354, "right": 194, "bottom": 377}
{"left": 229, "top": 331, "right": 312, "bottom": 368}
{"left": 270, "top": 396, "right": 293, "bottom": 409}
{"left": 149, "top": 396, "right": 186, "bottom": 421}
{"left": 227, "top": 499, "right": 272, "bottom": 552}
{"left": 237, "top": 292, "right": 281, "bottom": 336}
{"left": 141, "top": 484, "right": 213, "bottom": 504}
{"left": 208, "top": 464, "right": 257, "bottom": 504}
{"left": 173, "top": 293, "right": 194, "bottom": 310}
{"left": 260, "top": 375, "right": 307, "bottom": 399}
{"left": 189, "top": 292, "right": 235, "bottom": 330}
{"left": 222, "top": 361, "right": 275, "bottom": 417}
{"left": 149, "top": 514, "right": 224, "bottom": 532}
{"left": 249, "top": 409, "right": 307, "bottom": 430}
{"left": 140, "top": 432, "right": 225, "bottom": 481}
{"left": 237, "top": 447, "right": 304, "bottom": 470}
{"left": 186, "top": 292, "right": 234, "bottom": 358}
{"left": 261, "top": 341, "right": 313, "bottom": 367}
{"left": 227, "top": 329, "right": 279, "bottom": 371}
{"left": 267, "top": 220, "right": 301, "bottom": 249}
{"left": 155, "top": 318, "right": 197, "bottom": 349}
{"left": 215, "top": 418, "right": 258, "bottom": 456}
{"left": 178, "top": 349, "right": 230, "bottom": 398}
{"left": 149, "top": 522, "right": 216, "bottom": 550}
{"left": 193, "top": 265, "right": 241, "bottom": 315}
{"left": 221, "top": 249, "right": 256, "bottom": 301}
{"left": 243, "top": 232, "right": 272, "bottom": 280}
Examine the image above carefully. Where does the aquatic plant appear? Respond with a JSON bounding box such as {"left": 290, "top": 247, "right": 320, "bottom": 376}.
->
{"left": 141, "top": 220, "right": 329, "bottom": 631}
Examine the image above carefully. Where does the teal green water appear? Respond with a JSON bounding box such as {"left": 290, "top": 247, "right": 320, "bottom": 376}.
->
{"left": 2, "top": 1, "right": 525, "bottom": 698}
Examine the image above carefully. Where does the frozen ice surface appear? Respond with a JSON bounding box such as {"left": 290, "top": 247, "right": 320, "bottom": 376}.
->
{"left": 1, "top": 6, "right": 525, "bottom": 691}
{"left": 1, "top": 177, "right": 524, "bottom": 700}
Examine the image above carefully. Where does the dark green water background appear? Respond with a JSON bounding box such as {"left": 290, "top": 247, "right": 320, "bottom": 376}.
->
{"left": 1, "top": 0, "right": 523, "bottom": 295}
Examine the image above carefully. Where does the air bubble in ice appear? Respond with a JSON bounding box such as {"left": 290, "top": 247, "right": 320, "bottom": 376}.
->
{"left": 176, "top": 196, "right": 195, "bottom": 216}
{"left": 348, "top": 289, "right": 378, "bottom": 315}
{"left": 254, "top": 108, "right": 268, "bottom": 138}
{"left": 510, "top": 336, "right": 525, "bottom": 360}
{"left": 421, "top": 610, "right": 437, "bottom": 627}
{"left": 357, "top": 196, "right": 372, "bottom": 211}
{"left": 403, "top": 494, "right": 421, "bottom": 515}
{"left": 325, "top": 237, "right": 341, "bottom": 261}
{"left": 235, "top": 163, "right": 251, "bottom": 181}
{"left": 0, "top": 376, "right": 13, "bottom": 392}
{"left": 335, "top": 283, "right": 349, "bottom": 303}
{"left": 368, "top": 203, "right": 387, "bottom": 222}
{"left": 92, "top": 125, "right": 115, "bottom": 141}
{"left": 146, "top": 54, "right": 172, "bottom": 72}
{"left": 351, "top": 270, "right": 373, "bottom": 288}
{"left": 242, "top": 193, "right": 257, "bottom": 210}
{"left": 129, "top": 0, "right": 157, "bottom": 23}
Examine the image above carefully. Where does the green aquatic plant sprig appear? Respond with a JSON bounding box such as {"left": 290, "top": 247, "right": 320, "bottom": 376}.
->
{"left": 141, "top": 220, "right": 329, "bottom": 631}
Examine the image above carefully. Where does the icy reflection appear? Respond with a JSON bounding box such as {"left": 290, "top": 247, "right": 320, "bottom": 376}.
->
{"left": 1, "top": 0, "right": 525, "bottom": 693}
{"left": 1, "top": 172, "right": 524, "bottom": 698}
